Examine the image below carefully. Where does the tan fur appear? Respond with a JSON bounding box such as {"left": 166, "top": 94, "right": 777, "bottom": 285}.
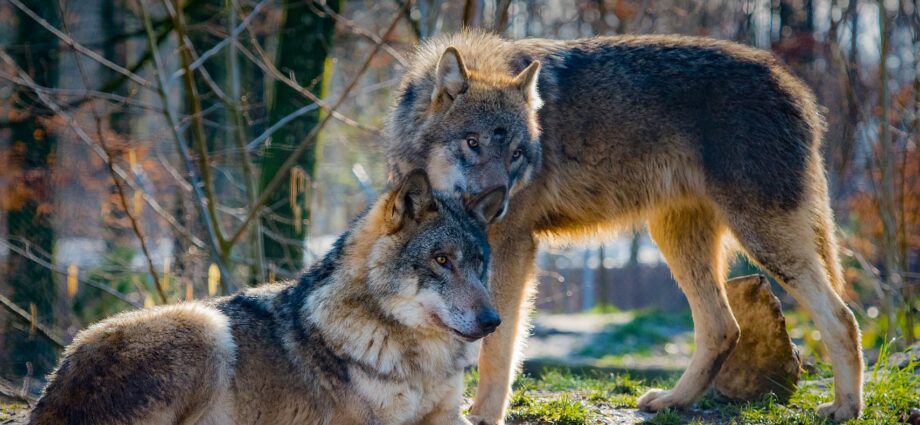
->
{"left": 386, "top": 31, "right": 863, "bottom": 424}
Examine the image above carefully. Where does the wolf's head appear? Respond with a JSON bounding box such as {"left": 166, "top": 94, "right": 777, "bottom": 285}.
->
{"left": 357, "top": 169, "right": 505, "bottom": 341}
{"left": 387, "top": 39, "right": 542, "bottom": 222}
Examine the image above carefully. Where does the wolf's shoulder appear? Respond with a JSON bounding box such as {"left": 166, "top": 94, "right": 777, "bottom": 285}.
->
{"left": 213, "top": 282, "right": 291, "bottom": 324}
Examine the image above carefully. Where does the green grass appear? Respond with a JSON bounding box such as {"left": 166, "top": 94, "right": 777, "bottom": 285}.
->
{"left": 507, "top": 391, "right": 591, "bottom": 425}
{"left": 0, "top": 402, "right": 28, "bottom": 422}
{"left": 468, "top": 343, "right": 918, "bottom": 424}
{"left": 500, "top": 368, "right": 647, "bottom": 424}
{"left": 646, "top": 409, "right": 682, "bottom": 425}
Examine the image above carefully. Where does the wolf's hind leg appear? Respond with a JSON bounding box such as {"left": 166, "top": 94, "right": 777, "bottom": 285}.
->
{"left": 724, "top": 203, "right": 863, "bottom": 421}
{"left": 468, "top": 230, "right": 538, "bottom": 425}
{"left": 637, "top": 201, "right": 739, "bottom": 412}
{"left": 29, "top": 304, "right": 235, "bottom": 425}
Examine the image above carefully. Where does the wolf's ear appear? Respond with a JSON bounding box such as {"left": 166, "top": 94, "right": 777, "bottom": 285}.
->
{"left": 432, "top": 47, "right": 469, "bottom": 107}
{"left": 513, "top": 61, "right": 542, "bottom": 110}
{"left": 386, "top": 169, "right": 436, "bottom": 232}
{"left": 466, "top": 186, "right": 507, "bottom": 224}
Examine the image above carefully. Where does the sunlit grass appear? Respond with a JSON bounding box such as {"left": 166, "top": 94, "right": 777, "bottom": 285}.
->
{"left": 0, "top": 402, "right": 27, "bottom": 422}
{"left": 466, "top": 342, "right": 918, "bottom": 424}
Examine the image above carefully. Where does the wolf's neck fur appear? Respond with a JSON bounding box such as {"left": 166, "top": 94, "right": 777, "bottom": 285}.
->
{"left": 292, "top": 217, "right": 460, "bottom": 380}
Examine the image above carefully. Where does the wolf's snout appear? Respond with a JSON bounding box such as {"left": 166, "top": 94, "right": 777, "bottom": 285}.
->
{"left": 477, "top": 308, "right": 502, "bottom": 334}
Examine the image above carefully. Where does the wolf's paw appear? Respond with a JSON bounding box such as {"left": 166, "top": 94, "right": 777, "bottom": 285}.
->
{"left": 636, "top": 388, "right": 693, "bottom": 412}
{"left": 466, "top": 414, "right": 503, "bottom": 425}
{"left": 816, "top": 400, "right": 861, "bottom": 421}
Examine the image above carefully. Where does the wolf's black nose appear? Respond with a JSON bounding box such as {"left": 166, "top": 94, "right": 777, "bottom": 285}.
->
{"left": 477, "top": 308, "right": 502, "bottom": 334}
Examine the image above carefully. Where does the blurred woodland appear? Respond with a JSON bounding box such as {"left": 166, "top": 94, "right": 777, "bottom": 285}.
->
{"left": 0, "top": 0, "right": 918, "bottom": 395}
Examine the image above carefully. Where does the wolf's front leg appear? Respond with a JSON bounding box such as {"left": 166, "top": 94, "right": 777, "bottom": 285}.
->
{"left": 468, "top": 230, "right": 538, "bottom": 425}
{"left": 417, "top": 374, "right": 472, "bottom": 425}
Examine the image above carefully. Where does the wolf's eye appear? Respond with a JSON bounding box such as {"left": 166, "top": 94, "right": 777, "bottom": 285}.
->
{"left": 466, "top": 137, "right": 479, "bottom": 149}
{"left": 435, "top": 255, "right": 451, "bottom": 268}
{"left": 512, "top": 149, "right": 523, "bottom": 160}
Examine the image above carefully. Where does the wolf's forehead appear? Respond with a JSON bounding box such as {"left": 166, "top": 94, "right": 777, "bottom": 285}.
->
{"left": 411, "top": 219, "right": 485, "bottom": 257}
{"left": 451, "top": 101, "right": 527, "bottom": 128}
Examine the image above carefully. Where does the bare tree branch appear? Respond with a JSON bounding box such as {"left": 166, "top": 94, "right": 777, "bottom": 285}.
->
{"left": 0, "top": 293, "right": 66, "bottom": 349}
{"left": 8, "top": 0, "right": 153, "bottom": 90}
{"left": 245, "top": 103, "right": 319, "bottom": 151}
{"left": 134, "top": 0, "right": 238, "bottom": 292}
{"left": 167, "top": 0, "right": 270, "bottom": 86}
{"left": 0, "top": 237, "right": 141, "bottom": 308}
{"left": 166, "top": 0, "right": 228, "bottom": 265}
{"left": 226, "top": 0, "right": 413, "bottom": 247}
{"left": 0, "top": 52, "right": 207, "bottom": 251}
{"left": 58, "top": 6, "right": 170, "bottom": 305}
{"left": 494, "top": 0, "right": 512, "bottom": 33}
{"left": 314, "top": 1, "right": 407, "bottom": 66}
{"left": 234, "top": 35, "right": 376, "bottom": 133}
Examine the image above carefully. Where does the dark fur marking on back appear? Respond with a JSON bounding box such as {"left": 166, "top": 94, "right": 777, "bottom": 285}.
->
{"left": 552, "top": 42, "right": 810, "bottom": 209}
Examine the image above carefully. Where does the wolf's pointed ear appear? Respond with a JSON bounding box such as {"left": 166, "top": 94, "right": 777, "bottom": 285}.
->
{"left": 513, "top": 60, "right": 542, "bottom": 110}
{"left": 466, "top": 186, "right": 507, "bottom": 224}
{"left": 432, "top": 47, "right": 469, "bottom": 106}
{"left": 386, "top": 169, "right": 436, "bottom": 232}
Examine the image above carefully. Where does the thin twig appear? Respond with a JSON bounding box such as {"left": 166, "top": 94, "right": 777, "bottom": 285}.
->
{"left": 167, "top": 0, "right": 269, "bottom": 86}
{"left": 0, "top": 17, "right": 173, "bottom": 128}
{"left": 237, "top": 27, "right": 376, "bottom": 132}
{"left": 0, "top": 74, "right": 163, "bottom": 112}
{"left": 0, "top": 237, "right": 141, "bottom": 308}
{"left": 225, "top": 0, "right": 413, "bottom": 247}
{"left": 8, "top": 0, "right": 153, "bottom": 90}
{"left": 314, "top": 0, "right": 407, "bottom": 66}
{"left": 245, "top": 103, "right": 319, "bottom": 150}
{"left": 0, "top": 293, "right": 66, "bottom": 349}
{"left": 99, "top": 137, "right": 169, "bottom": 303}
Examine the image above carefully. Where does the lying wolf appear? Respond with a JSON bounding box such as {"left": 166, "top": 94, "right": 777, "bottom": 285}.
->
{"left": 30, "top": 170, "right": 506, "bottom": 425}
{"left": 386, "top": 31, "right": 863, "bottom": 423}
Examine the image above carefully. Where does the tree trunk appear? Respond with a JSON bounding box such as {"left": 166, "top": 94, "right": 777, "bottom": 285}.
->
{"left": 259, "top": 0, "right": 339, "bottom": 275}
{"left": 876, "top": 0, "right": 901, "bottom": 342}
{"left": 3, "top": 0, "right": 60, "bottom": 382}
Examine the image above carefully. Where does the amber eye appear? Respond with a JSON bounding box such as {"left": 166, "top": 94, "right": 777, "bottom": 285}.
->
{"left": 435, "top": 255, "right": 449, "bottom": 266}
{"left": 466, "top": 137, "right": 479, "bottom": 149}
{"left": 512, "top": 148, "right": 523, "bottom": 159}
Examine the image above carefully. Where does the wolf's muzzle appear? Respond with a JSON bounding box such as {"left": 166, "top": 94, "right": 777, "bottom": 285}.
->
{"left": 477, "top": 308, "right": 502, "bottom": 334}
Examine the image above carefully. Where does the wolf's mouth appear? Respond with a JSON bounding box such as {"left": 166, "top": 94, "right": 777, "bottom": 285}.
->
{"left": 429, "top": 313, "right": 482, "bottom": 342}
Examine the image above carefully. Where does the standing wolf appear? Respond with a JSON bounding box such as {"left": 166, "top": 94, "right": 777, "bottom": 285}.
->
{"left": 386, "top": 31, "right": 863, "bottom": 423}
{"left": 30, "top": 170, "right": 506, "bottom": 425}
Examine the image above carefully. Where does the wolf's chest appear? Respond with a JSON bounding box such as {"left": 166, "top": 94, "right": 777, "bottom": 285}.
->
{"left": 349, "top": 368, "right": 461, "bottom": 425}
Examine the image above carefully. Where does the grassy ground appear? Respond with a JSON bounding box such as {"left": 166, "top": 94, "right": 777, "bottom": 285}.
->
{"left": 0, "top": 402, "right": 28, "bottom": 423}
{"left": 466, "top": 343, "right": 918, "bottom": 424}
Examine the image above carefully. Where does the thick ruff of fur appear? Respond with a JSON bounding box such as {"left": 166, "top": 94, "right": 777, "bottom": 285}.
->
{"left": 386, "top": 30, "right": 863, "bottom": 424}
{"left": 29, "top": 173, "right": 502, "bottom": 425}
